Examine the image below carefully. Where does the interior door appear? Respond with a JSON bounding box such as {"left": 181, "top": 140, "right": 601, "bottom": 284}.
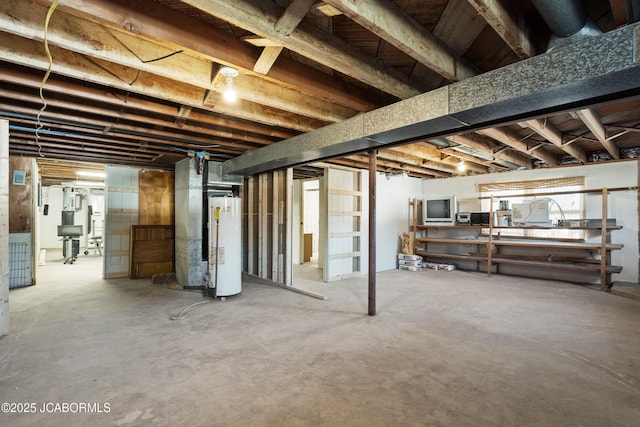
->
{"left": 322, "top": 166, "right": 365, "bottom": 281}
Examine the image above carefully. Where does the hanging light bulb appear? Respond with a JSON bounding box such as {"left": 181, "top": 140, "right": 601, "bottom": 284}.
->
{"left": 457, "top": 159, "right": 466, "bottom": 172}
{"left": 220, "top": 66, "right": 239, "bottom": 103}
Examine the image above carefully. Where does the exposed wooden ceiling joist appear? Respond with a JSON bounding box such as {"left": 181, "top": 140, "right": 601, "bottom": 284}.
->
{"left": 0, "top": 0, "right": 638, "bottom": 182}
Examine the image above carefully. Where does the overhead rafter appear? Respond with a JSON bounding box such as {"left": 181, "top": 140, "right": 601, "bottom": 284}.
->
{"left": 0, "top": 0, "right": 356, "bottom": 124}
{"left": 441, "top": 134, "right": 533, "bottom": 168}
{"left": 466, "top": 0, "right": 536, "bottom": 58}
{"left": 477, "top": 127, "right": 558, "bottom": 166}
{"left": 53, "top": 0, "right": 384, "bottom": 111}
{"left": 576, "top": 109, "right": 621, "bottom": 159}
{"left": 253, "top": 0, "right": 316, "bottom": 74}
{"left": 521, "top": 119, "right": 588, "bottom": 163}
{"left": 324, "top": 0, "right": 478, "bottom": 82}
{"left": 0, "top": 33, "right": 328, "bottom": 132}
{"left": 0, "top": 65, "right": 297, "bottom": 140}
{"left": 177, "top": 0, "right": 423, "bottom": 99}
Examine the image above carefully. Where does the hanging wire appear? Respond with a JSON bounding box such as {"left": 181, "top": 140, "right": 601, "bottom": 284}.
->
{"left": 35, "top": 0, "right": 60, "bottom": 157}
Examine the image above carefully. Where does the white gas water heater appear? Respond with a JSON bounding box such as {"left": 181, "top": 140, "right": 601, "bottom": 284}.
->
{"left": 208, "top": 196, "right": 242, "bottom": 297}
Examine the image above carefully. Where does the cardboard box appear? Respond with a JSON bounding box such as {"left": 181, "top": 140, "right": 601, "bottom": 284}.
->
{"left": 438, "top": 263, "right": 456, "bottom": 271}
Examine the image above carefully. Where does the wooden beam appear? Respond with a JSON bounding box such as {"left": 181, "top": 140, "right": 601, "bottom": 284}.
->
{"left": 0, "top": 33, "right": 328, "bottom": 132}
{"left": 379, "top": 148, "right": 462, "bottom": 175}
{"left": 466, "top": 0, "right": 536, "bottom": 58}
{"left": 275, "top": 0, "right": 316, "bottom": 35}
{"left": 54, "top": 0, "right": 383, "bottom": 112}
{"left": 314, "top": 3, "right": 343, "bottom": 17}
{"left": 443, "top": 134, "right": 533, "bottom": 169}
{"left": 3, "top": 102, "right": 258, "bottom": 153}
{"left": 242, "top": 36, "right": 283, "bottom": 47}
{"left": 179, "top": 0, "right": 422, "bottom": 99}
{"left": 346, "top": 154, "right": 451, "bottom": 178}
{"left": 609, "top": 0, "right": 630, "bottom": 27}
{"left": 0, "top": 1, "right": 357, "bottom": 123}
{"left": 324, "top": 0, "right": 477, "bottom": 82}
{"left": 224, "top": 24, "right": 640, "bottom": 176}
{"left": 478, "top": 127, "right": 559, "bottom": 166}
{"left": 253, "top": 0, "right": 316, "bottom": 74}
{"left": 253, "top": 46, "right": 284, "bottom": 75}
{"left": 0, "top": 65, "right": 295, "bottom": 140}
{"left": 396, "top": 141, "right": 488, "bottom": 173}
{"left": 521, "top": 119, "right": 588, "bottom": 163}
{"left": 436, "top": 149, "right": 489, "bottom": 174}
{"left": 433, "top": 0, "right": 488, "bottom": 54}
{"left": 577, "top": 109, "right": 621, "bottom": 159}
{"left": 368, "top": 150, "right": 376, "bottom": 316}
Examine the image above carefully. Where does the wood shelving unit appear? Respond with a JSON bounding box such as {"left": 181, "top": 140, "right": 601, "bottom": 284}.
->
{"left": 411, "top": 188, "right": 623, "bottom": 291}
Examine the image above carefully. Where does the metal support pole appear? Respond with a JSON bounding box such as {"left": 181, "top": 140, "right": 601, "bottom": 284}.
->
{"left": 368, "top": 150, "right": 377, "bottom": 316}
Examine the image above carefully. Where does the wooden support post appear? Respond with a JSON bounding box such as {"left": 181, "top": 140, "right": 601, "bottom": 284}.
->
{"left": 487, "top": 195, "right": 494, "bottom": 276}
{"left": 368, "top": 150, "right": 377, "bottom": 316}
{"left": 600, "top": 188, "right": 608, "bottom": 291}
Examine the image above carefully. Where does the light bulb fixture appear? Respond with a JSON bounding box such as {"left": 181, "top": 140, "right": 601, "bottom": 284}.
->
{"left": 220, "top": 66, "right": 239, "bottom": 103}
{"left": 457, "top": 159, "right": 466, "bottom": 172}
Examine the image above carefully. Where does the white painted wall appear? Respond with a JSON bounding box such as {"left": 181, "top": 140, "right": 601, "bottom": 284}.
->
{"left": 292, "top": 179, "right": 301, "bottom": 264}
{"left": 422, "top": 161, "right": 639, "bottom": 283}
{"left": 376, "top": 173, "right": 423, "bottom": 272}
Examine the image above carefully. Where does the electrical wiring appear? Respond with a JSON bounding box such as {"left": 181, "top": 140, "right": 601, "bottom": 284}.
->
{"left": 35, "top": 0, "right": 60, "bottom": 157}
{"left": 169, "top": 300, "right": 211, "bottom": 321}
{"left": 165, "top": 272, "right": 212, "bottom": 320}
{"left": 161, "top": 272, "right": 203, "bottom": 293}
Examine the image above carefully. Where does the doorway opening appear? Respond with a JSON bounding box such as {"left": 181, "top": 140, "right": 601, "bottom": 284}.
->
{"left": 37, "top": 161, "right": 106, "bottom": 282}
{"left": 293, "top": 177, "right": 322, "bottom": 285}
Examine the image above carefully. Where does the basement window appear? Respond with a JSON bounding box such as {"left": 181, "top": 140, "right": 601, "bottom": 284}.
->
{"left": 478, "top": 177, "right": 586, "bottom": 240}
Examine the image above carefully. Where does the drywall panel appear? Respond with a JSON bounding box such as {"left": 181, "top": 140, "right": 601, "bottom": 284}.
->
{"left": 292, "top": 179, "right": 301, "bottom": 264}
{"left": 376, "top": 174, "right": 423, "bottom": 272}
{"left": 422, "top": 161, "right": 639, "bottom": 283}
{"left": 139, "top": 169, "right": 174, "bottom": 225}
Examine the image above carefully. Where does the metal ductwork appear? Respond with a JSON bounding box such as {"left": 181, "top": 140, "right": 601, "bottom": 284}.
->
{"left": 531, "top": 0, "right": 602, "bottom": 50}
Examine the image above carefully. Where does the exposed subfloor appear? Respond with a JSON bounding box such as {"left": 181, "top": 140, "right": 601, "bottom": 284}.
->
{"left": 1, "top": 253, "right": 639, "bottom": 426}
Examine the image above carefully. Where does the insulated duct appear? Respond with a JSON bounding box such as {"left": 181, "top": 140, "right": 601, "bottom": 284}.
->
{"left": 531, "top": 0, "right": 601, "bottom": 50}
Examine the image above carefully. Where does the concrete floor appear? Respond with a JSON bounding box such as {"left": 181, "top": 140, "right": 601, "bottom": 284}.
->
{"left": 1, "top": 253, "right": 639, "bottom": 426}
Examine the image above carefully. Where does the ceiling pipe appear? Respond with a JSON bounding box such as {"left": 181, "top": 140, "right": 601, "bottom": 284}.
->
{"left": 530, "top": 0, "right": 601, "bottom": 50}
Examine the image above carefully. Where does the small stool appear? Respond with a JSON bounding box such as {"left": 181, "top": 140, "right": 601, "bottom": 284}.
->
{"left": 90, "top": 236, "right": 103, "bottom": 256}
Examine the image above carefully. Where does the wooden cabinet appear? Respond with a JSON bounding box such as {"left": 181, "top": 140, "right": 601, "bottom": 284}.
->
{"left": 410, "top": 189, "right": 623, "bottom": 291}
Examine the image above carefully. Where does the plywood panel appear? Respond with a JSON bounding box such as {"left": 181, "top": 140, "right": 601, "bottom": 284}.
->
{"left": 9, "top": 156, "right": 31, "bottom": 233}
{"left": 139, "top": 170, "right": 174, "bottom": 225}
{"left": 130, "top": 224, "right": 174, "bottom": 279}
